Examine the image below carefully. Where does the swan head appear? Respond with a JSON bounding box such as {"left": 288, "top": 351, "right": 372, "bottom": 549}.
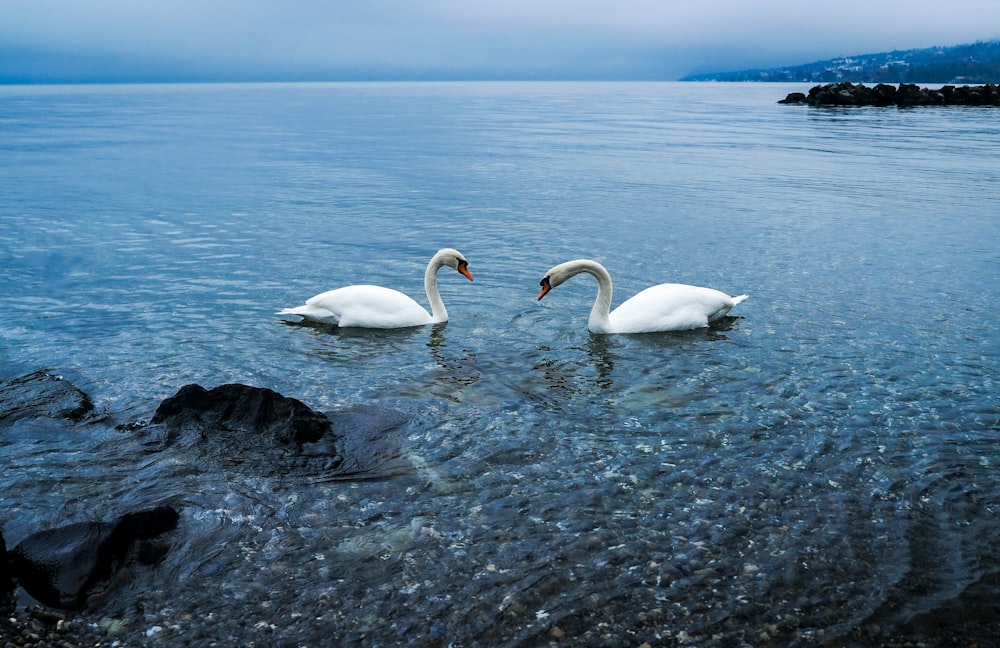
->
{"left": 537, "top": 275, "right": 555, "bottom": 300}
{"left": 434, "top": 248, "right": 473, "bottom": 281}
{"left": 536, "top": 260, "right": 578, "bottom": 300}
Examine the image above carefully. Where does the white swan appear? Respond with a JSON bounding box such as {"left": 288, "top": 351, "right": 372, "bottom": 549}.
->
{"left": 537, "top": 259, "right": 747, "bottom": 334}
{"left": 277, "top": 248, "right": 473, "bottom": 328}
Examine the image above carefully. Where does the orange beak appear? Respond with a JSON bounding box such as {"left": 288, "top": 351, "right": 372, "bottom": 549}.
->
{"left": 458, "top": 262, "right": 473, "bottom": 281}
{"left": 537, "top": 278, "right": 551, "bottom": 301}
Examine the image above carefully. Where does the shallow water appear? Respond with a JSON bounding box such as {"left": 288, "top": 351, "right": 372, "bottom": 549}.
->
{"left": 1, "top": 81, "right": 999, "bottom": 645}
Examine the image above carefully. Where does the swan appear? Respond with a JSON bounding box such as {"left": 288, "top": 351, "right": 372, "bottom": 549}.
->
{"left": 277, "top": 248, "right": 473, "bottom": 328}
{"left": 537, "top": 259, "right": 747, "bottom": 334}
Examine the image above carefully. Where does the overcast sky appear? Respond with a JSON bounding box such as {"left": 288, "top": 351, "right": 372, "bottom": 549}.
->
{"left": 2, "top": 0, "right": 998, "bottom": 82}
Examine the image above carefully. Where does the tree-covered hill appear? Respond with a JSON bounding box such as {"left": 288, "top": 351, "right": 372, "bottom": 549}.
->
{"left": 681, "top": 40, "right": 1000, "bottom": 83}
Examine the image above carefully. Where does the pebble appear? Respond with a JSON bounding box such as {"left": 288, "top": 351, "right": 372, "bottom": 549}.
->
{"left": 0, "top": 607, "right": 104, "bottom": 648}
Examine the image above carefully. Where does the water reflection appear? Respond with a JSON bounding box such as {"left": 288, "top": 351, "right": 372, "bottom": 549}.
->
{"left": 279, "top": 317, "right": 429, "bottom": 341}
{"left": 282, "top": 319, "right": 427, "bottom": 366}
{"left": 424, "top": 323, "right": 481, "bottom": 395}
{"left": 628, "top": 316, "right": 742, "bottom": 342}
{"left": 514, "top": 316, "right": 750, "bottom": 413}
{"left": 583, "top": 334, "right": 616, "bottom": 388}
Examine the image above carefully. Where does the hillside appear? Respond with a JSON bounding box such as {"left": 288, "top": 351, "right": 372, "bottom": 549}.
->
{"left": 681, "top": 40, "right": 1000, "bottom": 83}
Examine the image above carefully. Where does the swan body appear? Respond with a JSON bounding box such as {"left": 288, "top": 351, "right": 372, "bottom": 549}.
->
{"left": 278, "top": 248, "right": 473, "bottom": 328}
{"left": 537, "top": 259, "right": 747, "bottom": 334}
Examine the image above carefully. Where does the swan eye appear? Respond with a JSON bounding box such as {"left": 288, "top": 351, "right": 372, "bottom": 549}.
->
{"left": 540, "top": 277, "right": 549, "bottom": 288}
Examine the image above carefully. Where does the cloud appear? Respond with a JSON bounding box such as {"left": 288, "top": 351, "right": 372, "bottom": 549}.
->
{"left": 1, "top": 0, "right": 998, "bottom": 82}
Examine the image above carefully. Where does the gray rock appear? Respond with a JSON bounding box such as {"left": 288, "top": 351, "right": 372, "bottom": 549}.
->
{"left": 0, "top": 370, "right": 94, "bottom": 424}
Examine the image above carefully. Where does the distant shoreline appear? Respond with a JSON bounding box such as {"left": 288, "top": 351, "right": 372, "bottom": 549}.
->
{"left": 682, "top": 40, "right": 1000, "bottom": 84}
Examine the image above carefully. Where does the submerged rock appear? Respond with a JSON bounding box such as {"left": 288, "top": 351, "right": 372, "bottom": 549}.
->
{"left": 145, "top": 383, "right": 347, "bottom": 473}
{"left": 779, "top": 82, "right": 1000, "bottom": 106}
{"left": 315, "top": 404, "right": 413, "bottom": 480}
{"left": 150, "top": 383, "right": 331, "bottom": 448}
{"left": 0, "top": 370, "right": 94, "bottom": 424}
{"left": 142, "top": 383, "right": 414, "bottom": 479}
{"left": 8, "top": 506, "right": 179, "bottom": 610}
{"left": 1, "top": 530, "right": 14, "bottom": 614}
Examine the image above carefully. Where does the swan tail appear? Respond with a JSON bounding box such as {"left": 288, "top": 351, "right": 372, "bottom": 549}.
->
{"left": 276, "top": 305, "right": 337, "bottom": 323}
{"left": 731, "top": 294, "right": 749, "bottom": 306}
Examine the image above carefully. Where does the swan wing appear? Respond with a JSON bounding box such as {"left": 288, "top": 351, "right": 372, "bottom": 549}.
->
{"left": 609, "top": 283, "right": 740, "bottom": 333}
{"left": 281, "top": 285, "right": 432, "bottom": 328}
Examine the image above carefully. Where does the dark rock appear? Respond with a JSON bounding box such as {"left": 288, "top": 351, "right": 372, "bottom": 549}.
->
{"left": 896, "top": 82, "right": 924, "bottom": 106}
{"left": 779, "top": 82, "right": 1000, "bottom": 107}
{"left": 145, "top": 383, "right": 347, "bottom": 473}
{"left": 151, "top": 383, "right": 331, "bottom": 447}
{"left": 870, "top": 83, "right": 898, "bottom": 106}
{"left": 777, "top": 91, "right": 806, "bottom": 104}
{"left": 141, "top": 383, "right": 416, "bottom": 478}
{"left": 0, "top": 370, "right": 94, "bottom": 424}
{"left": 1, "top": 529, "right": 14, "bottom": 614}
{"left": 8, "top": 506, "right": 179, "bottom": 610}
{"left": 114, "top": 419, "right": 148, "bottom": 432}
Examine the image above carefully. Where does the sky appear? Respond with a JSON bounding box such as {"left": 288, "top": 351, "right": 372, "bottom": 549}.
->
{"left": 2, "top": 0, "right": 999, "bottom": 83}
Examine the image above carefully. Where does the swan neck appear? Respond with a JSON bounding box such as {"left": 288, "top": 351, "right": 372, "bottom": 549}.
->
{"left": 588, "top": 267, "right": 613, "bottom": 332}
{"left": 563, "top": 260, "right": 613, "bottom": 332}
{"left": 424, "top": 256, "right": 447, "bottom": 322}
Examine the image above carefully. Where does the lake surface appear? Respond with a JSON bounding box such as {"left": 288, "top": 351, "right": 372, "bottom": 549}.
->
{"left": 1, "top": 81, "right": 998, "bottom": 646}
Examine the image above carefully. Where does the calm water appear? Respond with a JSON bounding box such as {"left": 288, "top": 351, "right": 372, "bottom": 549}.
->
{"left": 1, "top": 82, "right": 999, "bottom": 645}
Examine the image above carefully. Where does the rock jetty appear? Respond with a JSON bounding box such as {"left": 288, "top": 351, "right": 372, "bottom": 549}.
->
{"left": 779, "top": 82, "right": 1000, "bottom": 106}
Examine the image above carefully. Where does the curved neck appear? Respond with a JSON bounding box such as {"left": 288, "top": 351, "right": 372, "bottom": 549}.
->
{"left": 559, "top": 260, "right": 614, "bottom": 333}
{"left": 424, "top": 255, "right": 448, "bottom": 323}
{"left": 585, "top": 263, "right": 614, "bottom": 333}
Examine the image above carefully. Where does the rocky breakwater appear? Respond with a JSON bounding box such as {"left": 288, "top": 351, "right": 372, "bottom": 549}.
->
{"left": 779, "top": 81, "right": 1000, "bottom": 106}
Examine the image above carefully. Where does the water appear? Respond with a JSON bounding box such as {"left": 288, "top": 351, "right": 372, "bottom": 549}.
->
{"left": 1, "top": 82, "right": 999, "bottom": 645}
